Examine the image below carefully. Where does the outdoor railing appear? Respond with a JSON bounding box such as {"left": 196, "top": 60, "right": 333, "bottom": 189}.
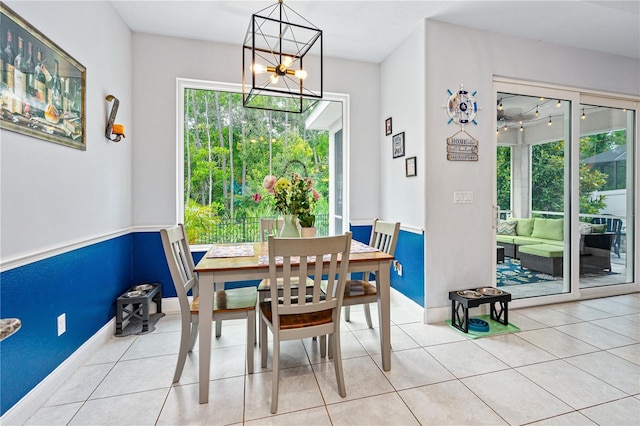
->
{"left": 193, "top": 214, "right": 329, "bottom": 244}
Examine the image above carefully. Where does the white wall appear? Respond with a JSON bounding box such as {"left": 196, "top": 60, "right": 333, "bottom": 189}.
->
{"left": 1, "top": 1, "right": 133, "bottom": 264}
{"left": 418, "top": 20, "right": 639, "bottom": 313}
{"left": 379, "top": 23, "right": 426, "bottom": 230}
{"left": 131, "top": 33, "right": 380, "bottom": 227}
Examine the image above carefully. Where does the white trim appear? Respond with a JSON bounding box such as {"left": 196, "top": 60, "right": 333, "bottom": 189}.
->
{"left": 350, "top": 220, "right": 424, "bottom": 235}
{"left": 1, "top": 228, "right": 134, "bottom": 272}
{"left": 0, "top": 318, "right": 115, "bottom": 425}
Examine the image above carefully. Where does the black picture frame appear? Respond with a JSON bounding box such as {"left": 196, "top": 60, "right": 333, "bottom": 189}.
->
{"left": 0, "top": 2, "right": 86, "bottom": 150}
{"left": 392, "top": 132, "right": 405, "bottom": 158}
{"left": 385, "top": 117, "right": 392, "bottom": 136}
{"left": 406, "top": 156, "right": 416, "bottom": 177}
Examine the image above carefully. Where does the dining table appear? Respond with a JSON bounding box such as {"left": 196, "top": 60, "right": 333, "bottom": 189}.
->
{"left": 193, "top": 239, "right": 395, "bottom": 404}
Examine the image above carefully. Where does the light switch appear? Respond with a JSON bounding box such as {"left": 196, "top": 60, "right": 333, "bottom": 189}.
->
{"left": 453, "top": 191, "right": 473, "bottom": 204}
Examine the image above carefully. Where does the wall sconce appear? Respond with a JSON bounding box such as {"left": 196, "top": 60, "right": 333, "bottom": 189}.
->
{"left": 105, "top": 95, "right": 125, "bottom": 142}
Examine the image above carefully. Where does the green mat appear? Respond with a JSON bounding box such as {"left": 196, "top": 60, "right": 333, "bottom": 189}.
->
{"left": 446, "top": 314, "right": 520, "bottom": 339}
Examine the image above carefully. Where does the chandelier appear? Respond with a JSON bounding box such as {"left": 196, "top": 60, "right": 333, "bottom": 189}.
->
{"left": 242, "top": 0, "right": 323, "bottom": 113}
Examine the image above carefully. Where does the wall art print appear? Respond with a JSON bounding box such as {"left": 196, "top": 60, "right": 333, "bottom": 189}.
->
{"left": 0, "top": 2, "right": 86, "bottom": 150}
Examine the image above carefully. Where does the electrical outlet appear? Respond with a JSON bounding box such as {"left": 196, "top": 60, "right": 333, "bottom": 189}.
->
{"left": 57, "top": 313, "right": 66, "bottom": 336}
{"left": 393, "top": 260, "right": 403, "bottom": 276}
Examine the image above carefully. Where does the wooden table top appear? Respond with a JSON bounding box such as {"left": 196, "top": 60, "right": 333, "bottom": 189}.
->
{"left": 195, "top": 241, "right": 394, "bottom": 273}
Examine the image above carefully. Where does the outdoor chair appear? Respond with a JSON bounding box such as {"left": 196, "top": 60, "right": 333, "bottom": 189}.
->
{"left": 591, "top": 216, "right": 623, "bottom": 257}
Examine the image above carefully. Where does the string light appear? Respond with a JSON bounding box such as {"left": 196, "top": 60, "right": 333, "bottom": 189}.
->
{"left": 503, "top": 123, "right": 508, "bottom": 131}
{"left": 535, "top": 105, "right": 539, "bottom": 117}
{"left": 556, "top": 99, "right": 562, "bottom": 108}
{"left": 498, "top": 100, "right": 503, "bottom": 111}
{"left": 547, "top": 116, "right": 552, "bottom": 126}
{"left": 581, "top": 109, "right": 586, "bottom": 120}
{"left": 520, "top": 125, "right": 524, "bottom": 132}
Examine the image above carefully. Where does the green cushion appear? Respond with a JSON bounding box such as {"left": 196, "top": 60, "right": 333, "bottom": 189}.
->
{"left": 512, "top": 236, "right": 545, "bottom": 246}
{"left": 518, "top": 244, "right": 564, "bottom": 258}
{"left": 497, "top": 235, "right": 515, "bottom": 244}
{"left": 513, "top": 218, "right": 535, "bottom": 237}
{"left": 498, "top": 220, "right": 517, "bottom": 235}
{"left": 531, "top": 218, "right": 563, "bottom": 241}
{"left": 591, "top": 224, "right": 606, "bottom": 233}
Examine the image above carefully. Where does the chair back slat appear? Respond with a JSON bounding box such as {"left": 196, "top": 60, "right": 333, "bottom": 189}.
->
{"left": 268, "top": 233, "right": 352, "bottom": 323}
{"left": 260, "top": 218, "right": 282, "bottom": 242}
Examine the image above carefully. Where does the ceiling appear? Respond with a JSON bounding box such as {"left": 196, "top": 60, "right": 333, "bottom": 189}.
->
{"left": 110, "top": 0, "right": 640, "bottom": 64}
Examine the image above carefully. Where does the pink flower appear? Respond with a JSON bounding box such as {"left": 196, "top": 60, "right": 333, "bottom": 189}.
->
{"left": 262, "top": 175, "right": 277, "bottom": 195}
{"left": 253, "top": 193, "right": 262, "bottom": 203}
{"left": 311, "top": 188, "right": 320, "bottom": 201}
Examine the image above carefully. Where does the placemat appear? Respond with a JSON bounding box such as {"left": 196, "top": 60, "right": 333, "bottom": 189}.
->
{"left": 207, "top": 244, "right": 255, "bottom": 258}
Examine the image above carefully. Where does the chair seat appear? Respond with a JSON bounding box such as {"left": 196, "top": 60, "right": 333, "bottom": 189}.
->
{"left": 260, "top": 302, "right": 333, "bottom": 329}
{"left": 344, "top": 280, "right": 377, "bottom": 298}
{"left": 258, "top": 276, "right": 315, "bottom": 291}
{"left": 191, "top": 286, "right": 257, "bottom": 314}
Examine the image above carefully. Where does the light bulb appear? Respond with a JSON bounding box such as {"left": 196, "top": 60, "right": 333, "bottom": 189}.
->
{"left": 556, "top": 100, "right": 561, "bottom": 108}
{"left": 548, "top": 116, "right": 552, "bottom": 126}
{"left": 294, "top": 69, "right": 307, "bottom": 79}
{"left": 520, "top": 125, "right": 524, "bottom": 132}
{"left": 251, "top": 63, "right": 267, "bottom": 74}
{"left": 282, "top": 56, "right": 293, "bottom": 68}
{"left": 581, "top": 109, "right": 586, "bottom": 120}
{"left": 535, "top": 106, "right": 539, "bottom": 117}
{"left": 498, "top": 101, "right": 503, "bottom": 111}
{"left": 503, "top": 124, "right": 508, "bottom": 131}
{"left": 270, "top": 74, "right": 279, "bottom": 84}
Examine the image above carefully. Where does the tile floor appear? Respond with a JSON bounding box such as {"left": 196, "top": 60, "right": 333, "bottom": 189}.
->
{"left": 25, "top": 291, "right": 640, "bottom": 425}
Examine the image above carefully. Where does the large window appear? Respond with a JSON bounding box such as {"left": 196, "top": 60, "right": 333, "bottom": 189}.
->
{"left": 181, "top": 87, "right": 335, "bottom": 243}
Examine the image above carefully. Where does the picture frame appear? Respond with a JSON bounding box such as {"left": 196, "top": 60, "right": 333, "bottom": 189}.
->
{"left": 0, "top": 3, "right": 86, "bottom": 150}
{"left": 406, "top": 156, "right": 416, "bottom": 177}
{"left": 392, "top": 132, "right": 405, "bottom": 158}
{"left": 385, "top": 117, "right": 392, "bottom": 136}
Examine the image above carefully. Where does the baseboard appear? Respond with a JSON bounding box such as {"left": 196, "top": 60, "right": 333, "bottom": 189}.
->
{"left": 0, "top": 318, "right": 116, "bottom": 426}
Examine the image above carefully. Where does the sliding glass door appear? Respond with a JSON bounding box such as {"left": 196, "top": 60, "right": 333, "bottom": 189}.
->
{"left": 495, "top": 81, "right": 636, "bottom": 301}
{"left": 578, "top": 100, "right": 635, "bottom": 289}
{"left": 496, "top": 87, "right": 572, "bottom": 299}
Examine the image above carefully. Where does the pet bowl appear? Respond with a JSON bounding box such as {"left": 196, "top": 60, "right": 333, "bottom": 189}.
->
{"left": 468, "top": 318, "right": 490, "bottom": 332}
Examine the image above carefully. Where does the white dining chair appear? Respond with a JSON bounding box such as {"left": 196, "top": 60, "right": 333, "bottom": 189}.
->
{"left": 343, "top": 219, "right": 400, "bottom": 327}
{"left": 161, "top": 224, "right": 256, "bottom": 382}
{"left": 257, "top": 218, "right": 315, "bottom": 349}
{"left": 260, "top": 232, "right": 352, "bottom": 414}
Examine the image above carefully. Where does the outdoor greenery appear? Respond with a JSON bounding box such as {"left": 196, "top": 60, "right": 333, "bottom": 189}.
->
{"left": 497, "top": 130, "right": 626, "bottom": 218}
{"left": 183, "top": 89, "right": 331, "bottom": 243}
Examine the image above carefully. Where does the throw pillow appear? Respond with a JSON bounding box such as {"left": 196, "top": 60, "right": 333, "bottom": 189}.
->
{"left": 498, "top": 220, "right": 517, "bottom": 235}
{"left": 514, "top": 218, "right": 535, "bottom": 236}
{"left": 591, "top": 224, "right": 606, "bottom": 233}
{"left": 531, "top": 218, "right": 564, "bottom": 241}
{"left": 578, "top": 222, "right": 592, "bottom": 234}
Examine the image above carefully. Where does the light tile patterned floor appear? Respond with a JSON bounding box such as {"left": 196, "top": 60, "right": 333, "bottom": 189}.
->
{"left": 25, "top": 291, "right": 640, "bottom": 425}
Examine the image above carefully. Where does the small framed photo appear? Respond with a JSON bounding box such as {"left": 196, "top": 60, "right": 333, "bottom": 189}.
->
{"left": 406, "top": 156, "right": 417, "bottom": 177}
{"left": 392, "top": 132, "right": 405, "bottom": 158}
{"left": 385, "top": 117, "right": 392, "bottom": 136}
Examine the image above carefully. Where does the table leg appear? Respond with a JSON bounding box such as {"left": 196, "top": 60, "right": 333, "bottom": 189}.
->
{"left": 199, "top": 277, "right": 214, "bottom": 404}
{"left": 214, "top": 282, "right": 223, "bottom": 337}
{"left": 376, "top": 261, "right": 391, "bottom": 371}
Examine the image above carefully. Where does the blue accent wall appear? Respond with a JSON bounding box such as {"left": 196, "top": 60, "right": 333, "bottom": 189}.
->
{"left": 349, "top": 224, "right": 424, "bottom": 306}
{"left": 1, "top": 228, "right": 423, "bottom": 415}
{"left": 0, "top": 235, "right": 133, "bottom": 415}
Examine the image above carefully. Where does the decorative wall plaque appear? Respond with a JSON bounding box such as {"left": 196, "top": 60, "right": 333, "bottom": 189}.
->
{"left": 447, "top": 130, "right": 478, "bottom": 161}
